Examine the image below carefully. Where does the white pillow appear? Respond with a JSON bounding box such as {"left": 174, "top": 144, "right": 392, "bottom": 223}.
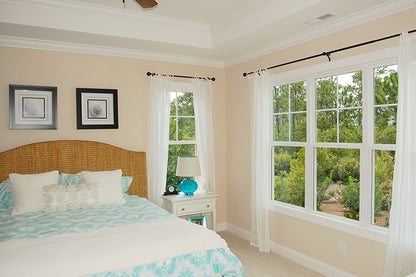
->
{"left": 9, "top": 171, "right": 59, "bottom": 215}
{"left": 82, "top": 169, "right": 125, "bottom": 205}
{"left": 43, "top": 182, "right": 100, "bottom": 213}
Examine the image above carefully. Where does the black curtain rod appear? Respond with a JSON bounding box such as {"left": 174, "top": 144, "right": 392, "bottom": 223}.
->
{"left": 147, "top": 72, "right": 215, "bottom": 81}
{"left": 243, "top": 29, "right": 416, "bottom": 77}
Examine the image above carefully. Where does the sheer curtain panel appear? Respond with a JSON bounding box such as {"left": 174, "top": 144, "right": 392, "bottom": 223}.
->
{"left": 193, "top": 78, "right": 215, "bottom": 193}
{"left": 383, "top": 32, "right": 416, "bottom": 277}
{"left": 148, "top": 76, "right": 171, "bottom": 206}
{"left": 249, "top": 70, "right": 272, "bottom": 252}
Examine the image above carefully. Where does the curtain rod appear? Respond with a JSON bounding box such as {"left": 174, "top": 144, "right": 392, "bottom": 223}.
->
{"left": 243, "top": 29, "right": 416, "bottom": 77}
{"left": 147, "top": 72, "right": 215, "bottom": 81}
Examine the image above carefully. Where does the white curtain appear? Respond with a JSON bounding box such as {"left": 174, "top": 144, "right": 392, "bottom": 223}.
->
{"left": 248, "top": 70, "right": 272, "bottom": 252}
{"left": 383, "top": 32, "right": 416, "bottom": 277}
{"left": 148, "top": 75, "right": 171, "bottom": 206}
{"left": 193, "top": 78, "right": 215, "bottom": 193}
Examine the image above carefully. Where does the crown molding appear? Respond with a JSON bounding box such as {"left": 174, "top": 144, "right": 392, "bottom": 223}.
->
{"left": 0, "top": 0, "right": 212, "bottom": 48}
{"left": 0, "top": 35, "right": 225, "bottom": 68}
{"left": 225, "top": 0, "right": 416, "bottom": 67}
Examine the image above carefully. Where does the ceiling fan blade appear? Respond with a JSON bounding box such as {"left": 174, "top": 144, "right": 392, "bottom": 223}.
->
{"left": 135, "top": 0, "right": 158, "bottom": 8}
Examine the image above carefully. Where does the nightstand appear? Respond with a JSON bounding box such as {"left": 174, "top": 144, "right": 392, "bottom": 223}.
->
{"left": 162, "top": 193, "right": 219, "bottom": 231}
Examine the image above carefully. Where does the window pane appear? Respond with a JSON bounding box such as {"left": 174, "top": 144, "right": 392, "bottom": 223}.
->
{"left": 169, "top": 117, "right": 176, "bottom": 141}
{"left": 317, "top": 110, "right": 337, "bottom": 142}
{"left": 290, "top": 82, "right": 306, "bottom": 112}
{"left": 374, "top": 65, "right": 398, "bottom": 105}
{"left": 167, "top": 144, "right": 196, "bottom": 191}
{"left": 338, "top": 71, "right": 362, "bottom": 108}
{"left": 291, "top": 113, "right": 306, "bottom": 142}
{"left": 274, "top": 114, "right": 289, "bottom": 141}
{"left": 375, "top": 106, "right": 397, "bottom": 145}
{"left": 316, "top": 148, "right": 360, "bottom": 221}
{"left": 178, "top": 117, "right": 195, "bottom": 140}
{"left": 316, "top": 76, "right": 337, "bottom": 110}
{"left": 374, "top": 150, "right": 395, "bottom": 227}
{"left": 274, "top": 84, "right": 289, "bottom": 113}
{"left": 339, "top": 109, "right": 362, "bottom": 143}
{"left": 274, "top": 146, "right": 305, "bottom": 207}
{"left": 170, "top": 92, "right": 177, "bottom": 116}
{"left": 177, "top": 92, "right": 194, "bottom": 116}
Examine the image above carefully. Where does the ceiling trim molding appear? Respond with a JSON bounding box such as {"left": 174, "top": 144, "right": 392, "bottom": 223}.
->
{"left": 0, "top": 0, "right": 211, "bottom": 31}
{"left": 225, "top": 0, "right": 416, "bottom": 67}
{"left": 0, "top": 35, "right": 225, "bottom": 68}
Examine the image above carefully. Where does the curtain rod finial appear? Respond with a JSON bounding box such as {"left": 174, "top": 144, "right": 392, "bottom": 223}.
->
{"left": 211, "top": 77, "right": 216, "bottom": 81}
{"left": 146, "top": 72, "right": 152, "bottom": 76}
{"left": 243, "top": 72, "right": 247, "bottom": 77}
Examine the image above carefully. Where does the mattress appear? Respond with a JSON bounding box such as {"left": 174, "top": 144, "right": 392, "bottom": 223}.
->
{"left": 0, "top": 195, "right": 244, "bottom": 277}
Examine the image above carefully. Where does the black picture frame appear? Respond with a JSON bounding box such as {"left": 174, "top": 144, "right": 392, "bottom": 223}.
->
{"left": 9, "top": 84, "right": 57, "bottom": 130}
{"left": 76, "top": 88, "right": 118, "bottom": 129}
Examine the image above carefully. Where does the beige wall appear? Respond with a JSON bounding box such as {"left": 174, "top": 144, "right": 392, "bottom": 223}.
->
{"left": 0, "top": 47, "right": 228, "bottom": 222}
{"left": 225, "top": 8, "right": 416, "bottom": 277}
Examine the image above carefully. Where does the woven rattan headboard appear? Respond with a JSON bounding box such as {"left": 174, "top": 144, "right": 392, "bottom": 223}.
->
{"left": 0, "top": 140, "right": 147, "bottom": 198}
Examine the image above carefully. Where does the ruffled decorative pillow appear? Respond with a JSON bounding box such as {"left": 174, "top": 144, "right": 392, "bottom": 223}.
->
{"left": 43, "top": 182, "right": 100, "bottom": 213}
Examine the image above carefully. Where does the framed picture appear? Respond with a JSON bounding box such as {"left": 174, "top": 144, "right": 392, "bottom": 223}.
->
{"left": 9, "top": 84, "right": 57, "bottom": 130}
{"left": 76, "top": 88, "right": 118, "bottom": 129}
{"left": 188, "top": 215, "right": 206, "bottom": 227}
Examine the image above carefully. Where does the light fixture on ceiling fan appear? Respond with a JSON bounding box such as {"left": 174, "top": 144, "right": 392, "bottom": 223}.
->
{"left": 122, "top": 0, "right": 158, "bottom": 9}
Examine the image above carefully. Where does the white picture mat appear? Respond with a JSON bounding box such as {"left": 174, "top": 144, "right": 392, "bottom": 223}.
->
{"left": 14, "top": 90, "right": 53, "bottom": 125}
{"left": 81, "top": 93, "right": 114, "bottom": 125}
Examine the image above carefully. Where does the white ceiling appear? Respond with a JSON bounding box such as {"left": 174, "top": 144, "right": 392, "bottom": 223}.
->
{"left": 0, "top": 0, "right": 415, "bottom": 67}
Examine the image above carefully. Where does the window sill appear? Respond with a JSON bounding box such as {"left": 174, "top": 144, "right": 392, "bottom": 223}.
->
{"left": 269, "top": 201, "right": 388, "bottom": 244}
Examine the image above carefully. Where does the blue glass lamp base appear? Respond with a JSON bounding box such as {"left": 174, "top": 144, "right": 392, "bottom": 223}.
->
{"left": 179, "top": 179, "right": 198, "bottom": 196}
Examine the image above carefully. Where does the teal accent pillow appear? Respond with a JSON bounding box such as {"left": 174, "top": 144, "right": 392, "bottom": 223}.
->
{"left": 0, "top": 179, "right": 14, "bottom": 209}
{"left": 59, "top": 173, "right": 133, "bottom": 193}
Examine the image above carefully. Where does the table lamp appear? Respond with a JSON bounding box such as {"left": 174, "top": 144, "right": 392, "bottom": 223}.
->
{"left": 176, "top": 156, "right": 201, "bottom": 196}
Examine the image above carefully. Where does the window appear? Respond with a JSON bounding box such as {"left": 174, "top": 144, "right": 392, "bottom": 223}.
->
{"left": 167, "top": 91, "right": 196, "bottom": 191}
{"left": 273, "top": 81, "right": 306, "bottom": 207}
{"left": 271, "top": 54, "right": 398, "bottom": 233}
{"left": 373, "top": 65, "right": 398, "bottom": 227}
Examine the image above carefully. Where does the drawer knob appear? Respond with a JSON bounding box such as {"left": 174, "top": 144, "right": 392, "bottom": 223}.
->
{"left": 207, "top": 205, "right": 210, "bottom": 208}
{"left": 182, "top": 208, "right": 185, "bottom": 211}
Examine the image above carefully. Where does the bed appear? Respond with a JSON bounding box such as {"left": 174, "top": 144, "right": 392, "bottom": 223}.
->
{"left": 0, "top": 140, "right": 244, "bottom": 277}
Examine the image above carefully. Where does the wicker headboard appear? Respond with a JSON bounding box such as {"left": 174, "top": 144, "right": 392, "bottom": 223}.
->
{"left": 0, "top": 140, "right": 148, "bottom": 198}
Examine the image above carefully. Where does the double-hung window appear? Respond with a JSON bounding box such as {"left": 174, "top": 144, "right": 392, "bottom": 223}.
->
{"left": 271, "top": 50, "right": 398, "bottom": 236}
{"left": 167, "top": 90, "right": 196, "bottom": 191}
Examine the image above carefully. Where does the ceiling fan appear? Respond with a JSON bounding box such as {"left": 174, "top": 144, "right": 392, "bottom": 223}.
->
{"left": 126, "top": 0, "right": 158, "bottom": 9}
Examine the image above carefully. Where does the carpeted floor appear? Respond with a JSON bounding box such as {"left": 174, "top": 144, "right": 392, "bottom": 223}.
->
{"left": 218, "top": 231, "right": 325, "bottom": 277}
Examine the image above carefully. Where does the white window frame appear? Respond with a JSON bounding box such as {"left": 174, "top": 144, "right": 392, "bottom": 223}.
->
{"left": 269, "top": 47, "right": 398, "bottom": 243}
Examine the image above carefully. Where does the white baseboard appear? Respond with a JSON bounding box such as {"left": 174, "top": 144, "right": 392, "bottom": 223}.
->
{"left": 218, "top": 222, "right": 356, "bottom": 277}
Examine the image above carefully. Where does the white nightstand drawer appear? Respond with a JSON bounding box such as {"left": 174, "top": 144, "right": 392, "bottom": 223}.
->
{"left": 176, "top": 201, "right": 215, "bottom": 215}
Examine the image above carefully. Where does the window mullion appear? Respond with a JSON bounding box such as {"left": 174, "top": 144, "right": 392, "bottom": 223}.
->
{"left": 305, "top": 77, "right": 315, "bottom": 210}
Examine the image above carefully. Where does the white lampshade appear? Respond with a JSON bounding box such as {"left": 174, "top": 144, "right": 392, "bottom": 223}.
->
{"left": 176, "top": 156, "right": 201, "bottom": 177}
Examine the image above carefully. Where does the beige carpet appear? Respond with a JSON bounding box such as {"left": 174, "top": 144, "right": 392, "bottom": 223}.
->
{"left": 218, "top": 231, "right": 325, "bottom": 277}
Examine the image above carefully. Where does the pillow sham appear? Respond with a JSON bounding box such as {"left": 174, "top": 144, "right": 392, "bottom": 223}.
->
{"left": 9, "top": 171, "right": 59, "bottom": 215}
{"left": 82, "top": 169, "right": 125, "bottom": 205}
{"left": 0, "top": 179, "right": 13, "bottom": 209}
{"left": 60, "top": 173, "right": 133, "bottom": 193}
{"left": 43, "top": 182, "right": 100, "bottom": 213}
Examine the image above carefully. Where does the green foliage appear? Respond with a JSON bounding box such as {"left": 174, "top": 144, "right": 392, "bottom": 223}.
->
{"left": 339, "top": 176, "right": 360, "bottom": 220}
{"left": 374, "top": 150, "right": 395, "bottom": 218}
